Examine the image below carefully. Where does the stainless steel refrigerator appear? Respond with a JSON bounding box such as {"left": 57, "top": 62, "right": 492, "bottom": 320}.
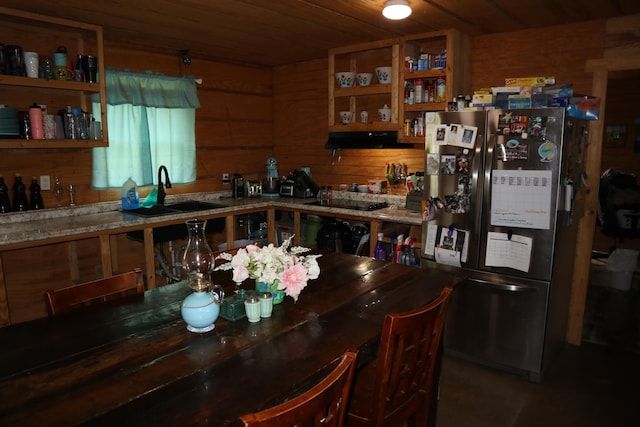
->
{"left": 420, "top": 108, "right": 587, "bottom": 382}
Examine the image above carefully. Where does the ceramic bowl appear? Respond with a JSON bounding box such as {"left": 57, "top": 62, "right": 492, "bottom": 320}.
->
{"left": 356, "top": 72, "right": 373, "bottom": 86}
{"left": 339, "top": 111, "right": 353, "bottom": 124}
{"left": 375, "top": 66, "right": 392, "bottom": 84}
{"left": 335, "top": 72, "right": 356, "bottom": 88}
{"left": 357, "top": 185, "right": 368, "bottom": 193}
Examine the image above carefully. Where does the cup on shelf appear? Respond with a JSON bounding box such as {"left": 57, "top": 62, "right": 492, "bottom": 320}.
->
{"left": 339, "top": 111, "right": 353, "bottom": 124}
{"left": 334, "top": 71, "right": 355, "bottom": 88}
{"left": 52, "top": 52, "right": 67, "bottom": 80}
{"left": 89, "top": 120, "right": 102, "bottom": 140}
{"left": 375, "top": 66, "right": 392, "bottom": 84}
{"left": 84, "top": 55, "right": 97, "bottom": 83}
{"left": 356, "top": 72, "right": 373, "bottom": 86}
{"left": 22, "top": 52, "right": 39, "bottom": 78}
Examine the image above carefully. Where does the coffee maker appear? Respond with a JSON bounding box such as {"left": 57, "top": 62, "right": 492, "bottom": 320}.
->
{"left": 280, "top": 169, "right": 320, "bottom": 198}
{"left": 232, "top": 174, "right": 244, "bottom": 198}
{"left": 263, "top": 157, "right": 280, "bottom": 197}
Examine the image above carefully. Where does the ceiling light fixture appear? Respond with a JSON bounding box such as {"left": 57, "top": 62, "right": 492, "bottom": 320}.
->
{"left": 382, "top": 0, "right": 412, "bottom": 20}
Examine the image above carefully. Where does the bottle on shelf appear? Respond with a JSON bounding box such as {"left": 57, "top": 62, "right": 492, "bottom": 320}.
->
{"left": 20, "top": 115, "right": 32, "bottom": 140}
{"left": 29, "top": 177, "right": 44, "bottom": 210}
{"left": 29, "top": 104, "right": 44, "bottom": 140}
{"left": 64, "top": 106, "right": 78, "bottom": 140}
{"left": 373, "top": 233, "right": 387, "bottom": 261}
{"left": 12, "top": 173, "right": 29, "bottom": 211}
{"left": 0, "top": 175, "right": 12, "bottom": 213}
{"left": 435, "top": 77, "right": 446, "bottom": 103}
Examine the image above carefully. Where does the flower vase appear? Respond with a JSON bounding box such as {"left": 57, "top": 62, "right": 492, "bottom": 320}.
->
{"left": 256, "top": 281, "right": 285, "bottom": 305}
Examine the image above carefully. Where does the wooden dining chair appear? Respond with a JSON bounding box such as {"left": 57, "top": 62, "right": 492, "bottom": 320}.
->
{"left": 44, "top": 268, "right": 145, "bottom": 316}
{"left": 346, "top": 286, "right": 453, "bottom": 427}
{"left": 239, "top": 350, "right": 358, "bottom": 427}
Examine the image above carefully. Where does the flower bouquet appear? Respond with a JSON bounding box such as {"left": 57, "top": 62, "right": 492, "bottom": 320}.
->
{"left": 214, "top": 235, "right": 321, "bottom": 303}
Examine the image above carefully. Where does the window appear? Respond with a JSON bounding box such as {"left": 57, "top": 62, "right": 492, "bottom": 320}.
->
{"left": 92, "top": 69, "right": 200, "bottom": 189}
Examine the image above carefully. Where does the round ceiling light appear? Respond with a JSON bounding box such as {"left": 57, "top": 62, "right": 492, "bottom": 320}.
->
{"left": 382, "top": 0, "right": 412, "bottom": 20}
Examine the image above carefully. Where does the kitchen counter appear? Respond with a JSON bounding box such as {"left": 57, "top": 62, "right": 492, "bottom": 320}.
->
{"left": 0, "top": 192, "right": 422, "bottom": 315}
{"left": 0, "top": 192, "right": 421, "bottom": 250}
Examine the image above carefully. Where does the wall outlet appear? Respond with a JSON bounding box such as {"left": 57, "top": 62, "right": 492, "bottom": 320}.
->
{"left": 40, "top": 175, "right": 51, "bottom": 190}
{"left": 222, "top": 173, "right": 230, "bottom": 184}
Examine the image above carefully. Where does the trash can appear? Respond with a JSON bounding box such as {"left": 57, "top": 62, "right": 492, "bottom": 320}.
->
{"left": 607, "top": 249, "right": 638, "bottom": 291}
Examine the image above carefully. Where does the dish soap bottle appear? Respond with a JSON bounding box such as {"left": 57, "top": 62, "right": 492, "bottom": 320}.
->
{"left": 121, "top": 177, "right": 140, "bottom": 210}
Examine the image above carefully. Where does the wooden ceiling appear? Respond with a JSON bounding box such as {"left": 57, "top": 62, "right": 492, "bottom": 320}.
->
{"left": 2, "top": 0, "right": 640, "bottom": 68}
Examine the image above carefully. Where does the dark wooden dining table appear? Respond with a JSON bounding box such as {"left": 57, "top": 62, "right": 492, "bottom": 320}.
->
{"left": 0, "top": 252, "right": 463, "bottom": 426}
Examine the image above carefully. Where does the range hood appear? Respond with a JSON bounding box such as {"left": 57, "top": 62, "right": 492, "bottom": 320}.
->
{"left": 325, "top": 131, "right": 409, "bottom": 149}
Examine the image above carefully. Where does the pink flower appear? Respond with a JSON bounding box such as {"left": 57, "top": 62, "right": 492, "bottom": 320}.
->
{"left": 278, "top": 263, "right": 308, "bottom": 302}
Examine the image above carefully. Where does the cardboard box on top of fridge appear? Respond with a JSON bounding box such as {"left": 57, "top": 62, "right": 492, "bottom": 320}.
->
{"left": 508, "top": 95, "right": 532, "bottom": 109}
{"left": 542, "top": 84, "right": 574, "bottom": 98}
{"left": 505, "top": 76, "right": 555, "bottom": 87}
{"left": 531, "top": 94, "right": 550, "bottom": 108}
{"left": 491, "top": 86, "right": 521, "bottom": 96}
{"left": 567, "top": 96, "right": 600, "bottom": 120}
{"left": 471, "top": 94, "right": 495, "bottom": 105}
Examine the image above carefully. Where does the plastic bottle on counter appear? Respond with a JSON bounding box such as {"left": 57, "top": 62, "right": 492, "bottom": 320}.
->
{"left": 393, "top": 234, "right": 404, "bottom": 263}
{"left": 0, "top": 175, "right": 12, "bottom": 213}
{"left": 121, "top": 176, "right": 140, "bottom": 210}
{"left": 373, "top": 233, "right": 387, "bottom": 261}
{"left": 29, "top": 177, "right": 44, "bottom": 210}
{"left": 12, "top": 173, "right": 29, "bottom": 211}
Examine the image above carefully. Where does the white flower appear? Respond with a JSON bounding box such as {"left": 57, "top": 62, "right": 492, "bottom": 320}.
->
{"left": 215, "top": 235, "right": 321, "bottom": 301}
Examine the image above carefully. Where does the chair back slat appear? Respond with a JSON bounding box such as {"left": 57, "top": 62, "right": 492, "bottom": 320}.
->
{"left": 239, "top": 350, "right": 358, "bottom": 427}
{"left": 347, "top": 286, "right": 453, "bottom": 427}
{"left": 45, "top": 268, "right": 145, "bottom": 316}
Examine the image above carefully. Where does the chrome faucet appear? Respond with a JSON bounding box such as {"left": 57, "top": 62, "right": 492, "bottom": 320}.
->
{"left": 157, "top": 165, "right": 172, "bottom": 207}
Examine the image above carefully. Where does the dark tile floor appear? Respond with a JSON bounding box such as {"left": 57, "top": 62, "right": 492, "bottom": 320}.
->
{"left": 436, "top": 260, "right": 640, "bottom": 427}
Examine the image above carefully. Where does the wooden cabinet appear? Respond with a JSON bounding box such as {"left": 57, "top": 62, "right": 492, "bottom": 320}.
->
{"left": 0, "top": 6, "right": 108, "bottom": 148}
{"left": 328, "top": 39, "right": 400, "bottom": 132}
{"left": 398, "top": 29, "right": 470, "bottom": 144}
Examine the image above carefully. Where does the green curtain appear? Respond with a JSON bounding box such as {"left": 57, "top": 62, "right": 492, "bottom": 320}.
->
{"left": 92, "top": 69, "right": 199, "bottom": 189}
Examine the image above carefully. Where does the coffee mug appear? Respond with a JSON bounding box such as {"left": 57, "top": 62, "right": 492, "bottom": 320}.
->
{"left": 339, "top": 111, "right": 353, "bottom": 124}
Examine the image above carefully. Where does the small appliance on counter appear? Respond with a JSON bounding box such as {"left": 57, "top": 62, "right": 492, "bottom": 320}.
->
{"left": 232, "top": 174, "right": 244, "bottom": 198}
{"left": 263, "top": 157, "right": 280, "bottom": 197}
{"left": 244, "top": 180, "right": 262, "bottom": 198}
{"left": 280, "top": 169, "right": 320, "bottom": 198}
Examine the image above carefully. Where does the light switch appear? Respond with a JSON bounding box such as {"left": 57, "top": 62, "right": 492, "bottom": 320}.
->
{"left": 40, "top": 175, "right": 51, "bottom": 190}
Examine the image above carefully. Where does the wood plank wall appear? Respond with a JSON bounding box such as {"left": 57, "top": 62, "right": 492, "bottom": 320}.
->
{"left": 1, "top": 19, "right": 618, "bottom": 325}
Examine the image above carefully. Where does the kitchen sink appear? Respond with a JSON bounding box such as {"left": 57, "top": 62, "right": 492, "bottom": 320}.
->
{"left": 124, "top": 200, "right": 228, "bottom": 243}
{"left": 166, "top": 200, "right": 228, "bottom": 212}
{"left": 124, "top": 206, "right": 181, "bottom": 217}
{"left": 124, "top": 200, "right": 228, "bottom": 217}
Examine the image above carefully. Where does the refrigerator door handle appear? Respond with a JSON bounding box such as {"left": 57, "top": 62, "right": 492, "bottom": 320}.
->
{"left": 467, "top": 278, "right": 537, "bottom": 293}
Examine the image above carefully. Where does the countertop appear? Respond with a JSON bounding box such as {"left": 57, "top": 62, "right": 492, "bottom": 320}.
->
{"left": 0, "top": 191, "right": 422, "bottom": 249}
